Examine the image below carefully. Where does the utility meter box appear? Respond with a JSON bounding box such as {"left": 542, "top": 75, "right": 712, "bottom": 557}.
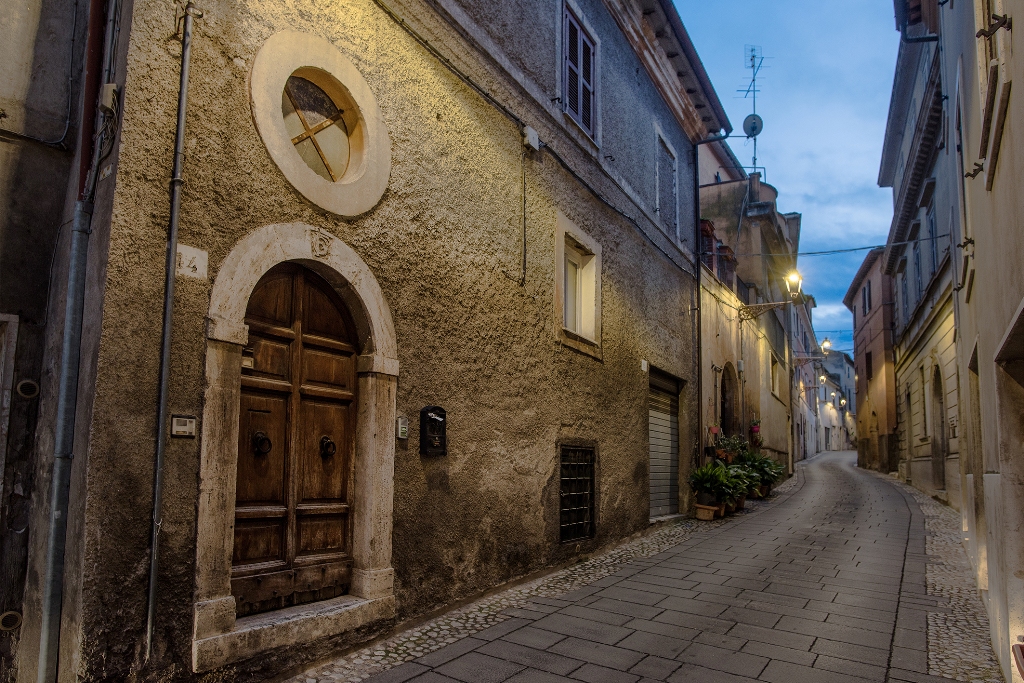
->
{"left": 419, "top": 406, "right": 447, "bottom": 456}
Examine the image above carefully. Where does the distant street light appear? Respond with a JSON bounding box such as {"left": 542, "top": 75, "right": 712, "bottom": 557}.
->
{"left": 821, "top": 338, "right": 832, "bottom": 354}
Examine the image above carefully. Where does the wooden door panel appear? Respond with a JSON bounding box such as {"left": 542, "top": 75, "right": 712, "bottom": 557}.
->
{"left": 299, "top": 400, "right": 350, "bottom": 503}
{"left": 250, "top": 336, "right": 292, "bottom": 381}
{"left": 232, "top": 518, "right": 286, "bottom": 566}
{"left": 296, "top": 513, "right": 348, "bottom": 558}
{"left": 236, "top": 392, "right": 288, "bottom": 504}
{"left": 301, "top": 348, "right": 354, "bottom": 389}
{"left": 303, "top": 280, "right": 352, "bottom": 339}
{"left": 245, "top": 270, "right": 293, "bottom": 326}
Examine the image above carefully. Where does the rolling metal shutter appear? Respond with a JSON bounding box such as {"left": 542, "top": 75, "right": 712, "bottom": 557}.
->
{"left": 649, "top": 376, "right": 679, "bottom": 517}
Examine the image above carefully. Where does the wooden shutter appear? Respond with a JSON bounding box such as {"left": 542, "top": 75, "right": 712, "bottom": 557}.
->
{"left": 564, "top": 8, "right": 595, "bottom": 135}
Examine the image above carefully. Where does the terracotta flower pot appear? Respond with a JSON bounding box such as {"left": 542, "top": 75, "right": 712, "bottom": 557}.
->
{"left": 760, "top": 484, "right": 770, "bottom": 498}
{"left": 736, "top": 495, "right": 746, "bottom": 510}
{"left": 725, "top": 502, "right": 737, "bottom": 514}
{"left": 694, "top": 504, "right": 717, "bottom": 521}
{"left": 716, "top": 503, "right": 726, "bottom": 518}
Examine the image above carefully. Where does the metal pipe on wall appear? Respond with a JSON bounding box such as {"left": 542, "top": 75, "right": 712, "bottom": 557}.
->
{"left": 37, "top": 0, "right": 118, "bottom": 678}
{"left": 145, "top": 1, "right": 201, "bottom": 662}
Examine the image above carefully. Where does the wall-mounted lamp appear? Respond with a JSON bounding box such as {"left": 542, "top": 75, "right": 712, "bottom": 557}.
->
{"left": 819, "top": 374, "right": 827, "bottom": 384}
{"left": 821, "top": 338, "right": 832, "bottom": 354}
{"left": 785, "top": 271, "right": 803, "bottom": 299}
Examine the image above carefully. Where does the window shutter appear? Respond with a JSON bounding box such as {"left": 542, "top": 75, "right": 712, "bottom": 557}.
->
{"left": 565, "top": 12, "right": 580, "bottom": 118}
{"left": 563, "top": 9, "right": 595, "bottom": 136}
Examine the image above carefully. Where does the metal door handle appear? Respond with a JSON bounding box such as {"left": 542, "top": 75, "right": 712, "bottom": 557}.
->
{"left": 320, "top": 435, "right": 336, "bottom": 458}
{"left": 252, "top": 431, "right": 273, "bottom": 456}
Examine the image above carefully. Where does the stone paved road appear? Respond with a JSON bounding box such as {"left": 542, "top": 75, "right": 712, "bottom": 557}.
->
{"left": 362, "top": 451, "right": 974, "bottom": 683}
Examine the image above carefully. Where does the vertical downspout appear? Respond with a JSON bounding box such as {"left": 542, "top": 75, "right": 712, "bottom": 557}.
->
{"left": 145, "top": 1, "right": 201, "bottom": 662}
{"left": 37, "top": 0, "right": 117, "bottom": 679}
{"left": 693, "top": 144, "right": 703, "bottom": 469}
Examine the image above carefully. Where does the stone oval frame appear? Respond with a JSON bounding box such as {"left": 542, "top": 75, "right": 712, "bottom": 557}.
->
{"left": 193, "top": 223, "right": 398, "bottom": 672}
{"left": 251, "top": 31, "right": 391, "bottom": 216}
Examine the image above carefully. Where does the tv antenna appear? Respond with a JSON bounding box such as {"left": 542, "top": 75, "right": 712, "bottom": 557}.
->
{"left": 738, "top": 45, "right": 765, "bottom": 169}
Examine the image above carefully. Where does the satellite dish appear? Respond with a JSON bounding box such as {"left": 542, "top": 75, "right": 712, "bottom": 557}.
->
{"left": 743, "top": 113, "right": 763, "bottom": 138}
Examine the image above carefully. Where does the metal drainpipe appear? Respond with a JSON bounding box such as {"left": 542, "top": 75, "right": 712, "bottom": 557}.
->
{"left": 145, "top": 1, "right": 201, "bottom": 662}
{"left": 37, "top": 0, "right": 118, "bottom": 679}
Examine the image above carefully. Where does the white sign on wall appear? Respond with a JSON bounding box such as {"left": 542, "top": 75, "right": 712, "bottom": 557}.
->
{"left": 177, "top": 244, "right": 208, "bottom": 280}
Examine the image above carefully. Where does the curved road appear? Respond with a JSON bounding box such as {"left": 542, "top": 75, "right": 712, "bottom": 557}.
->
{"left": 370, "top": 451, "right": 951, "bottom": 683}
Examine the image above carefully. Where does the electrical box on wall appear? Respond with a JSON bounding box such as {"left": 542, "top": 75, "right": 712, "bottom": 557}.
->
{"left": 419, "top": 406, "right": 447, "bottom": 456}
{"left": 396, "top": 416, "right": 409, "bottom": 440}
{"left": 170, "top": 415, "right": 197, "bottom": 438}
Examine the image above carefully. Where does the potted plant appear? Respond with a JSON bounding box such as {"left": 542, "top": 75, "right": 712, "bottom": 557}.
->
{"left": 688, "top": 462, "right": 725, "bottom": 520}
{"left": 718, "top": 435, "right": 747, "bottom": 464}
{"left": 709, "top": 422, "right": 720, "bottom": 435}
{"left": 749, "top": 418, "right": 761, "bottom": 434}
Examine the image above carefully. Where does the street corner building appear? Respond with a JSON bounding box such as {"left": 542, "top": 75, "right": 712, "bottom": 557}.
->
{"left": 0, "top": 0, "right": 735, "bottom": 680}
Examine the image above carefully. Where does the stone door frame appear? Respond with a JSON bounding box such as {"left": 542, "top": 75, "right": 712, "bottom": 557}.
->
{"left": 191, "top": 222, "right": 398, "bottom": 672}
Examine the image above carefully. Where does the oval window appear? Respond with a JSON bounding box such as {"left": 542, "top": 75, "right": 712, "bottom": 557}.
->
{"left": 282, "top": 75, "right": 351, "bottom": 182}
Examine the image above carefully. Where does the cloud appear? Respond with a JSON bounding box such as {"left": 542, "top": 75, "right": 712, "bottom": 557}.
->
{"left": 677, "top": 0, "right": 899, "bottom": 342}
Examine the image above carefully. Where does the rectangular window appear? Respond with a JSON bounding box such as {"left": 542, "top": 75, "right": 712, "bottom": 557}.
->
{"left": 559, "top": 446, "right": 595, "bottom": 542}
{"left": 563, "top": 239, "right": 596, "bottom": 340}
{"left": 770, "top": 355, "right": 780, "bottom": 395}
{"left": 867, "top": 278, "right": 872, "bottom": 311}
{"left": 563, "top": 8, "right": 596, "bottom": 136}
{"left": 927, "top": 202, "right": 938, "bottom": 273}
{"left": 657, "top": 136, "right": 678, "bottom": 239}
{"left": 564, "top": 250, "right": 581, "bottom": 333}
{"left": 913, "top": 242, "right": 922, "bottom": 300}
{"left": 862, "top": 286, "right": 868, "bottom": 316}
{"left": 866, "top": 351, "right": 873, "bottom": 381}
{"left": 556, "top": 213, "right": 602, "bottom": 355}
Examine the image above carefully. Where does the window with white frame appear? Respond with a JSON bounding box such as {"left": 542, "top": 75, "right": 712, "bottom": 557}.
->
{"left": 556, "top": 212, "right": 602, "bottom": 354}
{"left": 563, "top": 6, "right": 596, "bottom": 136}
{"left": 656, "top": 135, "right": 678, "bottom": 238}
{"left": 770, "top": 354, "right": 780, "bottom": 395}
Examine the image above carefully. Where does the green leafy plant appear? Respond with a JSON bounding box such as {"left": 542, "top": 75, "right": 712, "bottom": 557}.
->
{"left": 734, "top": 451, "right": 786, "bottom": 487}
{"left": 717, "top": 434, "right": 748, "bottom": 454}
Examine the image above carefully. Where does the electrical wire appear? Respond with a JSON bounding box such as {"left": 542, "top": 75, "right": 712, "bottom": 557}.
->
{"left": 717, "top": 234, "right": 951, "bottom": 258}
{"left": 0, "top": 0, "right": 80, "bottom": 148}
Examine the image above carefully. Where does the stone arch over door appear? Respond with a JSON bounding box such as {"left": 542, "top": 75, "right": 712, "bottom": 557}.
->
{"left": 721, "top": 362, "right": 738, "bottom": 437}
{"left": 192, "top": 222, "right": 398, "bottom": 672}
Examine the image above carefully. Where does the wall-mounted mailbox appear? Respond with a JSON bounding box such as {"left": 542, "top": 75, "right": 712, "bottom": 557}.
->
{"left": 171, "top": 415, "right": 197, "bottom": 438}
{"left": 419, "top": 406, "right": 447, "bottom": 456}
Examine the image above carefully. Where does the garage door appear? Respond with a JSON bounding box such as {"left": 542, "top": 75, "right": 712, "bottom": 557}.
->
{"left": 649, "top": 374, "right": 679, "bottom": 518}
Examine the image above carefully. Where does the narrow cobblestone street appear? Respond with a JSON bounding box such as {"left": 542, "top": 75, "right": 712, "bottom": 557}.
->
{"left": 289, "top": 452, "right": 1002, "bottom": 683}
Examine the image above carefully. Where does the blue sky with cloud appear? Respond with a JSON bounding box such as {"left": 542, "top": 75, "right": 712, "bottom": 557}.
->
{"left": 675, "top": 1, "right": 901, "bottom": 355}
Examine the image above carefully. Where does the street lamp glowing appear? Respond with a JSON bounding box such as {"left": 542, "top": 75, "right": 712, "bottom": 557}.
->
{"left": 821, "top": 337, "right": 832, "bottom": 353}
{"left": 819, "top": 374, "right": 827, "bottom": 384}
{"left": 840, "top": 398, "right": 847, "bottom": 407}
{"left": 785, "top": 271, "right": 803, "bottom": 298}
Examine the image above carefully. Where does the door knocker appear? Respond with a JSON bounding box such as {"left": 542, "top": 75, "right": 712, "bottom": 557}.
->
{"left": 252, "top": 431, "right": 273, "bottom": 456}
{"left": 320, "top": 435, "right": 337, "bottom": 458}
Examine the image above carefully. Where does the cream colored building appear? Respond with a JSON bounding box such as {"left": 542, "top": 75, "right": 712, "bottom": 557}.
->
{"left": 920, "top": 0, "right": 1024, "bottom": 678}
{"left": 699, "top": 172, "right": 801, "bottom": 470}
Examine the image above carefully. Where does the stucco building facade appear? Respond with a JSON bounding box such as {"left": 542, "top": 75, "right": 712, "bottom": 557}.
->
{"left": 698, "top": 173, "right": 799, "bottom": 471}
{"left": 917, "top": 0, "right": 1024, "bottom": 678}
{"left": 1, "top": 0, "right": 733, "bottom": 681}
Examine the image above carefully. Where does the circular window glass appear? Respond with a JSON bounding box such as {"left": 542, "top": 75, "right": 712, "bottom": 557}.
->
{"left": 282, "top": 75, "right": 351, "bottom": 182}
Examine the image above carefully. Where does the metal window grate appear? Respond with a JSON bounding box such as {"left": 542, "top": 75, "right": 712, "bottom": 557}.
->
{"left": 559, "top": 446, "right": 595, "bottom": 542}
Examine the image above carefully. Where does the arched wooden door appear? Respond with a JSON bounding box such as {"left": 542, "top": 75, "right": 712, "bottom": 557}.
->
{"left": 232, "top": 263, "right": 358, "bottom": 616}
